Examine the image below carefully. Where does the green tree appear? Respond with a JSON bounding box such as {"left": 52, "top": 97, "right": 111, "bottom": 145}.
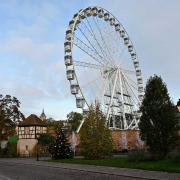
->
{"left": 49, "top": 126, "right": 73, "bottom": 159}
{"left": 38, "top": 133, "right": 55, "bottom": 146}
{"left": 139, "top": 75, "right": 179, "bottom": 158}
{"left": 0, "top": 95, "right": 24, "bottom": 140}
{"left": 46, "top": 118, "right": 63, "bottom": 132}
{"left": 67, "top": 112, "right": 82, "bottom": 131}
{"left": 80, "top": 103, "right": 113, "bottom": 159}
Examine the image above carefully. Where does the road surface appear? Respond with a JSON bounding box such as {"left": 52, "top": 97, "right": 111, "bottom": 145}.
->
{"left": 0, "top": 160, "right": 140, "bottom": 180}
{"left": 0, "top": 158, "right": 179, "bottom": 180}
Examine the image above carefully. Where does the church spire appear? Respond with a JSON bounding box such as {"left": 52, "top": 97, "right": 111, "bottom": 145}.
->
{"left": 40, "top": 108, "right": 46, "bottom": 121}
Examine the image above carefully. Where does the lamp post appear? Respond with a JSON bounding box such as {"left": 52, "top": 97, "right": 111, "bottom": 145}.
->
{"left": 36, "top": 133, "right": 40, "bottom": 161}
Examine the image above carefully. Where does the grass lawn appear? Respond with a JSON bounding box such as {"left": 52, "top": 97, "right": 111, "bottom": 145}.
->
{"left": 48, "top": 157, "right": 180, "bottom": 173}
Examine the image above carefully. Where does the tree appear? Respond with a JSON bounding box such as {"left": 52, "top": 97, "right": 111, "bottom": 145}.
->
{"left": 0, "top": 95, "right": 24, "bottom": 140}
{"left": 67, "top": 112, "right": 82, "bottom": 131}
{"left": 49, "top": 126, "right": 73, "bottom": 159}
{"left": 80, "top": 103, "right": 113, "bottom": 159}
{"left": 38, "top": 133, "right": 55, "bottom": 146}
{"left": 46, "top": 118, "right": 63, "bottom": 133}
{"left": 139, "top": 75, "right": 179, "bottom": 158}
{"left": 38, "top": 133, "right": 55, "bottom": 157}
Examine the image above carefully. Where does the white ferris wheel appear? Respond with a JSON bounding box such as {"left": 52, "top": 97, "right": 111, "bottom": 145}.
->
{"left": 64, "top": 6, "right": 144, "bottom": 132}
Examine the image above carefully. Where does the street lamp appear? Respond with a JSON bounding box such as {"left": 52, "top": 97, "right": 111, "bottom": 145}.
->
{"left": 36, "top": 133, "right": 40, "bottom": 161}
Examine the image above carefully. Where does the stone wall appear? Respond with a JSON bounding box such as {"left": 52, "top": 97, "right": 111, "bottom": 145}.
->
{"left": 69, "top": 130, "right": 144, "bottom": 153}
{"left": 112, "top": 130, "right": 144, "bottom": 151}
{"left": 17, "top": 139, "right": 38, "bottom": 157}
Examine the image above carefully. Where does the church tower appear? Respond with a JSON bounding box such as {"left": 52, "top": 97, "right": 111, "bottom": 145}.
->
{"left": 40, "top": 109, "right": 46, "bottom": 121}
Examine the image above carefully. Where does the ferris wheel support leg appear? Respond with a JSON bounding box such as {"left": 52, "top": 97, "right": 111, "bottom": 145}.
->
{"left": 106, "top": 70, "right": 118, "bottom": 126}
{"left": 118, "top": 69, "right": 128, "bottom": 129}
{"left": 76, "top": 118, "right": 85, "bottom": 133}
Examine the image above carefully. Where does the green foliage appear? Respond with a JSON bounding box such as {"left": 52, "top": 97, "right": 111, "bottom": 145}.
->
{"left": 139, "top": 75, "right": 179, "bottom": 158}
{"left": 0, "top": 94, "right": 24, "bottom": 140}
{"left": 49, "top": 126, "right": 73, "bottom": 159}
{"left": 46, "top": 118, "right": 63, "bottom": 132}
{"left": 80, "top": 103, "right": 113, "bottom": 159}
{"left": 67, "top": 112, "right": 82, "bottom": 131}
{"left": 8, "top": 135, "right": 18, "bottom": 144}
{"left": 38, "top": 133, "right": 55, "bottom": 146}
{"left": 7, "top": 142, "right": 17, "bottom": 157}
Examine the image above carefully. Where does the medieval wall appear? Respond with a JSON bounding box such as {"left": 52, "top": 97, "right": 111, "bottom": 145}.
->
{"left": 70, "top": 130, "right": 144, "bottom": 153}
{"left": 17, "top": 139, "right": 38, "bottom": 156}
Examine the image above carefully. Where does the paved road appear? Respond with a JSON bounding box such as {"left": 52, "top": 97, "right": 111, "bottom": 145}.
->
{"left": 0, "top": 158, "right": 179, "bottom": 180}
{"left": 0, "top": 160, "right": 139, "bottom": 180}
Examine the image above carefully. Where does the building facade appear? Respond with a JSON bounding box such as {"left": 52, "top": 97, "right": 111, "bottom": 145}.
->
{"left": 17, "top": 114, "right": 47, "bottom": 156}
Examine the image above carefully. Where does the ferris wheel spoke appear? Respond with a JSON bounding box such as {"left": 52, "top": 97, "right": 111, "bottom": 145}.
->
{"left": 80, "top": 20, "right": 108, "bottom": 64}
{"left": 93, "top": 17, "right": 116, "bottom": 64}
{"left": 118, "top": 79, "right": 138, "bottom": 111}
{"left": 80, "top": 74, "right": 102, "bottom": 89}
{"left": 121, "top": 76, "right": 137, "bottom": 109}
{"left": 101, "top": 24, "right": 125, "bottom": 66}
{"left": 80, "top": 75, "right": 105, "bottom": 103}
{"left": 121, "top": 72, "right": 139, "bottom": 104}
{"left": 122, "top": 72, "right": 138, "bottom": 91}
{"left": 121, "top": 68, "right": 135, "bottom": 75}
{"left": 73, "top": 36, "right": 104, "bottom": 65}
{"left": 74, "top": 60, "right": 105, "bottom": 69}
{"left": 103, "top": 21, "right": 122, "bottom": 52}
{"left": 84, "top": 18, "right": 110, "bottom": 65}
{"left": 77, "top": 26, "right": 108, "bottom": 64}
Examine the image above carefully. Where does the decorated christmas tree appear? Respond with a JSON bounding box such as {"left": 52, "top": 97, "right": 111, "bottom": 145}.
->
{"left": 49, "top": 126, "right": 73, "bottom": 159}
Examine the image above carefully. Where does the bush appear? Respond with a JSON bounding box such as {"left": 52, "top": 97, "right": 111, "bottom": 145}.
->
{"left": 7, "top": 142, "right": 17, "bottom": 157}
{"left": 167, "top": 149, "right": 180, "bottom": 162}
{"left": 0, "top": 142, "right": 17, "bottom": 157}
{"left": 121, "top": 149, "right": 128, "bottom": 153}
{"left": 0, "top": 147, "right": 8, "bottom": 157}
{"left": 128, "top": 150, "right": 152, "bottom": 162}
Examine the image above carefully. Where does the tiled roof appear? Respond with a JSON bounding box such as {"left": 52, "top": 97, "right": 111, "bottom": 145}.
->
{"left": 18, "top": 114, "right": 47, "bottom": 127}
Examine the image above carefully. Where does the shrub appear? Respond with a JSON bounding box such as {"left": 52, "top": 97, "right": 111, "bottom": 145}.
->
{"left": 7, "top": 142, "right": 17, "bottom": 157}
{"left": 0, "top": 147, "right": 8, "bottom": 157}
{"left": 128, "top": 150, "right": 152, "bottom": 162}
{"left": 167, "top": 149, "right": 180, "bottom": 162}
{"left": 0, "top": 142, "right": 17, "bottom": 157}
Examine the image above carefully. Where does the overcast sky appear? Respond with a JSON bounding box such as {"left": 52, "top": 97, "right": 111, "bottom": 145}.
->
{"left": 0, "top": 0, "right": 179, "bottom": 120}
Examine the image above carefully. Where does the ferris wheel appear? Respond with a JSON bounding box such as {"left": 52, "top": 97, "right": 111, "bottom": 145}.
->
{"left": 64, "top": 6, "right": 144, "bottom": 132}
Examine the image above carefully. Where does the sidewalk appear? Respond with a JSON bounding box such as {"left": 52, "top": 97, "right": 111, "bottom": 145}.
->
{"left": 0, "top": 158, "right": 179, "bottom": 180}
